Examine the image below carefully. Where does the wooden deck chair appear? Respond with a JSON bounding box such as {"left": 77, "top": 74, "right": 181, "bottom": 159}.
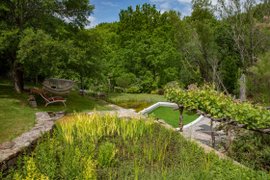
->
{"left": 31, "top": 88, "right": 66, "bottom": 107}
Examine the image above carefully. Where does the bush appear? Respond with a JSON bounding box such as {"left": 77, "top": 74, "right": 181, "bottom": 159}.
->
{"left": 126, "top": 85, "right": 141, "bottom": 93}
{"left": 114, "top": 86, "right": 125, "bottom": 93}
{"left": 150, "top": 89, "right": 164, "bottom": 95}
{"left": 229, "top": 131, "right": 270, "bottom": 172}
{"left": 139, "top": 71, "right": 156, "bottom": 93}
{"left": 164, "top": 81, "right": 183, "bottom": 90}
{"left": 115, "top": 73, "right": 136, "bottom": 89}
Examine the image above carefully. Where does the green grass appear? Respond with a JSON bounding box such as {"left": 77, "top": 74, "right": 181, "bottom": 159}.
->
{"left": 0, "top": 84, "right": 36, "bottom": 143}
{"left": 107, "top": 93, "right": 166, "bottom": 112}
{"left": 3, "top": 114, "right": 269, "bottom": 179}
{"left": 150, "top": 106, "right": 199, "bottom": 128}
{"left": 0, "top": 81, "right": 109, "bottom": 143}
{"left": 35, "top": 91, "right": 109, "bottom": 113}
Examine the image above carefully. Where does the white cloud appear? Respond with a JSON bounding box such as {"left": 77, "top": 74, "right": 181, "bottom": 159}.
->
{"left": 86, "top": 16, "right": 98, "bottom": 29}
{"left": 150, "top": 0, "right": 192, "bottom": 15}
{"left": 101, "top": 1, "right": 119, "bottom": 7}
{"left": 176, "top": 0, "right": 191, "bottom": 4}
{"left": 160, "top": 2, "right": 171, "bottom": 13}
{"left": 149, "top": 0, "right": 224, "bottom": 17}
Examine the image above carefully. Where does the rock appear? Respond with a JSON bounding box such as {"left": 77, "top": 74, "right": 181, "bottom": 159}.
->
{"left": 0, "top": 142, "right": 15, "bottom": 150}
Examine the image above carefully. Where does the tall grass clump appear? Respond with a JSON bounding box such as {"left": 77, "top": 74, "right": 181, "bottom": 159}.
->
{"left": 3, "top": 113, "right": 269, "bottom": 179}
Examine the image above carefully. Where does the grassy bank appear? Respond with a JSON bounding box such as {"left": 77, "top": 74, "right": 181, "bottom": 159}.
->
{"left": 107, "top": 93, "right": 166, "bottom": 112}
{"left": 2, "top": 114, "right": 268, "bottom": 179}
{"left": 0, "top": 81, "right": 109, "bottom": 143}
{"left": 150, "top": 106, "right": 199, "bottom": 127}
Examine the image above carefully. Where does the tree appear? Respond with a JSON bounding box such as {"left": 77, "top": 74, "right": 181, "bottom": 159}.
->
{"left": 217, "top": 0, "right": 270, "bottom": 99}
{"left": 67, "top": 29, "right": 104, "bottom": 90}
{"left": 0, "top": 0, "right": 94, "bottom": 93}
{"left": 190, "top": 0, "right": 221, "bottom": 88}
{"left": 116, "top": 4, "right": 183, "bottom": 92}
{"left": 17, "top": 28, "right": 68, "bottom": 84}
{"left": 215, "top": 21, "right": 241, "bottom": 94}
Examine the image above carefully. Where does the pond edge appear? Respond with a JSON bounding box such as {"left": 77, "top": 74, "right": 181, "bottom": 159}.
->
{"left": 139, "top": 102, "right": 204, "bottom": 129}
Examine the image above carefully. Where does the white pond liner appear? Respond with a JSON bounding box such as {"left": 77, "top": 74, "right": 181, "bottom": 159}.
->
{"left": 139, "top": 102, "right": 204, "bottom": 129}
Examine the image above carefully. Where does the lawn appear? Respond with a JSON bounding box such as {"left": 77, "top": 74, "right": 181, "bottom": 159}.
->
{"left": 107, "top": 93, "right": 166, "bottom": 112}
{"left": 0, "top": 81, "right": 109, "bottom": 144}
{"left": 3, "top": 114, "right": 268, "bottom": 179}
{"left": 150, "top": 106, "right": 199, "bottom": 128}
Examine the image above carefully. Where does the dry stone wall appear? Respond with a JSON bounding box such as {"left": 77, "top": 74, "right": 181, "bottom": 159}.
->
{"left": 0, "top": 112, "right": 64, "bottom": 172}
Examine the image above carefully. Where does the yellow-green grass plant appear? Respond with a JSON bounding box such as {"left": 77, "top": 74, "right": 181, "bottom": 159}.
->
{"left": 3, "top": 113, "right": 270, "bottom": 179}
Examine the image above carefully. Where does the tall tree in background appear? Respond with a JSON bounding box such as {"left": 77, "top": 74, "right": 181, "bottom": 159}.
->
{"left": 190, "top": 0, "right": 222, "bottom": 88}
{"left": 116, "top": 4, "right": 182, "bottom": 92}
{"left": 217, "top": 0, "right": 270, "bottom": 99}
{"left": 0, "top": 0, "right": 94, "bottom": 93}
{"left": 67, "top": 29, "right": 104, "bottom": 90}
{"left": 16, "top": 28, "right": 69, "bottom": 84}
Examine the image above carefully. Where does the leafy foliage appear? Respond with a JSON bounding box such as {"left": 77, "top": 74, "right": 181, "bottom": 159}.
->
{"left": 229, "top": 131, "right": 270, "bottom": 172}
{"left": 247, "top": 52, "right": 270, "bottom": 103}
{"left": 0, "top": 0, "right": 95, "bottom": 92}
{"left": 104, "top": 4, "right": 185, "bottom": 92}
{"left": 17, "top": 28, "right": 68, "bottom": 78}
{"left": 165, "top": 85, "right": 270, "bottom": 129}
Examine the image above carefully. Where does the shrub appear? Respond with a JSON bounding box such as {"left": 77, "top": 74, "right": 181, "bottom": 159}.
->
{"left": 115, "top": 73, "right": 136, "bottom": 89}
{"left": 164, "top": 81, "right": 183, "bottom": 89}
{"left": 229, "top": 131, "right": 270, "bottom": 172}
{"left": 126, "top": 85, "right": 141, "bottom": 93}
{"left": 151, "top": 89, "right": 164, "bottom": 95}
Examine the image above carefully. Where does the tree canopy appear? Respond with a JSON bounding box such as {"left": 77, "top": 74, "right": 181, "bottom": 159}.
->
{"left": 0, "top": 1, "right": 269, "bottom": 99}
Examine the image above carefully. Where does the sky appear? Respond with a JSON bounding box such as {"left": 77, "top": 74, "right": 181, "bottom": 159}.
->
{"left": 89, "top": 0, "right": 193, "bottom": 27}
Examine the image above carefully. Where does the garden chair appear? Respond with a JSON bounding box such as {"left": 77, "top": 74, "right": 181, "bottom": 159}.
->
{"left": 30, "top": 88, "right": 66, "bottom": 107}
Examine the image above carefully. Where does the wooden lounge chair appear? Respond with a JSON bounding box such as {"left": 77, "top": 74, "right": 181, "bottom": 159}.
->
{"left": 30, "top": 88, "right": 66, "bottom": 107}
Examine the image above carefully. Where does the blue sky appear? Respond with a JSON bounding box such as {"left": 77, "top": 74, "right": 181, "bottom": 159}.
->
{"left": 89, "top": 0, "right": 193, "bottom": 27}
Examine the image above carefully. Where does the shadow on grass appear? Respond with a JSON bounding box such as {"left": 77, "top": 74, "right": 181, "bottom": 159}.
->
{"left": 0, "top": 82, "right": 110, "bottom": 143}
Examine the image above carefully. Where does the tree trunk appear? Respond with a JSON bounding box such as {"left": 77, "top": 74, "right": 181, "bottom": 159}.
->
{"left": 210, "top": 119, "right": 215, "bottom": 148}
{"left": 35, "top": 75, "right": 38, "bottom": 85}
{"left": 13, "top": 62, "right": 24, "bottom": 93}
{"left": 239, "top": 73, "right": 246, "bottom": 102}
{"left": 80, "top": 76, "right": 85, "bottom": 96}
{"left": 225, "top": 126, "right": 233, "bottom": 152}
{"left": 178, "top": 105, "right": 184, "bottom": 132}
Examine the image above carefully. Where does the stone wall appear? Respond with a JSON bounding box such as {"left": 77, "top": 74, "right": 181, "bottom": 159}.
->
{"left": 0, "top": 112, "right": 64, "bottom": 173}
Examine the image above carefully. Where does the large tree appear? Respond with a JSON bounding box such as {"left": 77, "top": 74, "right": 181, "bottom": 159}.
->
{"left": 190, "top": 0, "right": 220, "bottom": 85}
{"left": 217, "top": 0, "right": 270, "bottom": 99}
{"left": 0, "top": 0, "right": 94, "bottom": 93}
{"left": 116, "top": 4, "right": 183, "bottom": 92}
